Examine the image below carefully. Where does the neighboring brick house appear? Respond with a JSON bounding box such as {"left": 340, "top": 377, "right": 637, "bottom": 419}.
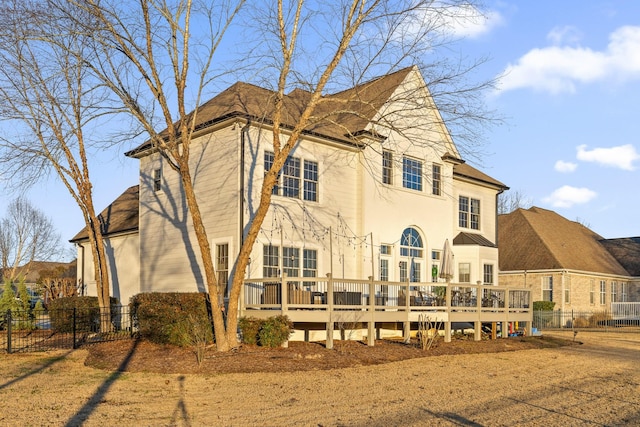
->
{"left": 498, "top": 207, "right": 639, "bottom": 312}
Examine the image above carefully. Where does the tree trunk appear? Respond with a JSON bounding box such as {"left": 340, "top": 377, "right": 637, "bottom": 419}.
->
{"left": 178, "top": 163, "right": 229, "bottom": 351}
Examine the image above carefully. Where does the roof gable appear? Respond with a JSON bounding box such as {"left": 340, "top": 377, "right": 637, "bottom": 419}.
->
{"left": 498, "top": 207, "right": 629, "bottom": 275}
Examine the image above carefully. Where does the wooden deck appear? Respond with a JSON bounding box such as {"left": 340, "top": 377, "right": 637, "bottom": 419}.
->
{"left": 242, "top": 274, "right": 532, "bottom": 349}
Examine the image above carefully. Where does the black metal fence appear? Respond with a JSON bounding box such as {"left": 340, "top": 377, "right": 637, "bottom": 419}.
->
{"left": 533, "top": 309, "right": 640, "bottom": 331}
{"left": 0, "top": 305, "right": 136, "bottom": 353}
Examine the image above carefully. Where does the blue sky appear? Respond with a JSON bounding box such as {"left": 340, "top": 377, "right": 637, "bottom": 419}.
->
{"left": 1, "top": 0, "right": 639, "bottom": 260}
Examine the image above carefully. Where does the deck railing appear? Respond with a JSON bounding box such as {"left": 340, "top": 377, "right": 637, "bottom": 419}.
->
{"left": 243, "top": 274, "right": 531, "bottom": 313}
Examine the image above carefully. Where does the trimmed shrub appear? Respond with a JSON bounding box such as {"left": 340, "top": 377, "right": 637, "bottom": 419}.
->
{"left": 238, "top": 316, "right": 264, "bottom": 345}
{"left": 130, "top": 292, "right": 213, "bottom": 347}
{"left": 533, "top": 301, "right": 555, "bottom": 311}
{"left": 258, "top": 315, "right": 293, "bottom": 348}
{"left": 48, "top": 296, "right": 119, "bottom": 333}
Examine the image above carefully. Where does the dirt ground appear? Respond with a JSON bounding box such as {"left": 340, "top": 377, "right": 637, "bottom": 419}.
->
{"left": 1, "top": 330, "right": 639, "bottom": 426}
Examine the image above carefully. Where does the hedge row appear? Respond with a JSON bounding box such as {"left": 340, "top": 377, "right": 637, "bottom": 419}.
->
{"left": 130, "top": 292, "right": 213, "bottom": 346}
{"left": 48, "top": 296, "right": 119, "bottom": 333}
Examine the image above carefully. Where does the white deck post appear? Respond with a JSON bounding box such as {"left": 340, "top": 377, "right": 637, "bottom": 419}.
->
{"left": 444, "top": 283, "right": 452, "bottom": 342}
{"left": 326, "top": 273, "right": 334, "bottom": 350}
{"left": 368, "top": 277, "right": 375, "bottom": 346}
{"left": 474, "top": 283, "right": 482, "bottom": 341}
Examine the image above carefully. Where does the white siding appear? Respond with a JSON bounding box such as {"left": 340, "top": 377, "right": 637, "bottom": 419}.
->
{"left": 76, "top": 232, "right": 140, "bottom": 305}
{"left": 138, "top": 127, "right": 240, "bottom": 292}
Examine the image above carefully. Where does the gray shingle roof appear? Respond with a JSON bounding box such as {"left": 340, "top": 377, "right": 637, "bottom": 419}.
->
{"left": 599, "top": 237, "right": 640, "bottom": 276}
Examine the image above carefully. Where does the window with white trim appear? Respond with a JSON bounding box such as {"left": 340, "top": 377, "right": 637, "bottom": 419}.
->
{"left": 431, "top": 250, "right": 441, "bottom": 282}
{"left": 459, "top": 263, "right": 470, "bottom": 283}
{"left": 590, "top": 279, "right": 595, "bottom": 305}
{"left": 382, "top": 150, "right": 393, "bottom": 185}
{"left": 380, "top": 258, "right": 389, "bottom": 281}
{"left": 432, "top": 164, "right": 441, "bottom": 196}
{"left": 621, "top": 282, "right": 627, "bottom": 302}
{"left": 459, "top": 196, "right": 480, "bottom": 230}
{"left": 264, "top": 151, "right": 318, "bottom": 201}
{"left": 611, "top": 281, "right": 617, "bottom": 303}
{"left": 216, "top": 244, "right": 229, "bottom": 288}
{"left": 483, "top": 264, "right": 494, "bottom": 285}
{"left": 564, "top": 281, "right": 570, "bottom": 304}
{"left": 402, "top": 156, "right": 422, "bottom": 191}
{"left": 600, "top": 280, "right": 606, "bottom": 305}
{"left": 283, "top": 247, "right": 300, "bottom": 278}
{"left": 153, "top": 167, "right": 162, "bottom": 192}
{"left": 542, "top": 276, "right": 553, "bottom": 302}
{"left": 263, "top": 245, "right": 279, "bottom": 278}
{"left": 303, "top": 249, "right": 317, "bottom": 278}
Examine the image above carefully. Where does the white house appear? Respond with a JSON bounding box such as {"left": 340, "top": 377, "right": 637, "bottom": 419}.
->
{"left": 73, "top": 66, "right": 508, "bottom": 313}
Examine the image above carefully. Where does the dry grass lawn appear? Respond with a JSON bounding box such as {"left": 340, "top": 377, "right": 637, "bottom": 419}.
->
{"left": 0, "top": 330, "right": 638, "bottom": 426}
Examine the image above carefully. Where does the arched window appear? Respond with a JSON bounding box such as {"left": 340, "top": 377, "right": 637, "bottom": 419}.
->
{"left": 400, "top": 227, "right": 423, "bottom": 258}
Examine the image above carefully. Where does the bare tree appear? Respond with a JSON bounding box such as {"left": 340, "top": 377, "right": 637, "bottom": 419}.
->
{"left": 0, "top": 1, "right": 118, "bottom": 331}
{"left": 10, "top": 0, "right": 497, "bottom": 351}
{"left": 0, "top": 198, "right": 61, "bottom": 282}
{"left": 498, "top": 189, "right": 532, "bottom": 215}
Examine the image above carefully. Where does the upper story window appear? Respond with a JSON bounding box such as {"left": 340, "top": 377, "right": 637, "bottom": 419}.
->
{"left": 265, "top": 151, "right": 318, "bottom": 202}
{"left": 153, "top": 167, "right": 162, "bottom": 192}
{"left": 303, "top": 160, "right": 318, "bottom": 201}
{"left": 382, "top": 150, "right": 393, "bottom": 185}
{"left": 459, "top": 196, "right": 480, "bottom": 230}
{"left": 432, "top": 164, "right": 441, "bottom": 196}
{"left": 402, "top": 156, "right": 422, "bottom": 191}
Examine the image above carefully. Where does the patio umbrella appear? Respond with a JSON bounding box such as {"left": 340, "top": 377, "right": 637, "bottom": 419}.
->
{"left": 439, "top": 238, "right": 454, "bottom": 281}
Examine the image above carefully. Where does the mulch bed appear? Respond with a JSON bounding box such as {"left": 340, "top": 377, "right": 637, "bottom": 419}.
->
{"left": 84, "top": 335, "right": 572, "bottom": 374}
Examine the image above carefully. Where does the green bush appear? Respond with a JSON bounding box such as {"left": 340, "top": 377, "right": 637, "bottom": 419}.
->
{"left": 130, "top": 292, "right": 213, "bottom": 347}
{"left": 533, "top": 301, "right": 556, "bottom": 311}
{"left": 258, "top": 315, "right": 293, "bottom": 348}
{"left": 48, "top": 296, "right": 119, "bottom": 333}
{"left": 238, "top": 316, "right": 264, "bottom": 345}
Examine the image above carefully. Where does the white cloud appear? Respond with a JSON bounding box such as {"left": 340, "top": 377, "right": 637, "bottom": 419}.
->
{"left": 554, "top": 160, "right": 577, "bottom": 173}
{"left": 576, "top": 144, "right": 640, "bottom": 170}
{"left": 397, "top": 5, "right": 503, "bottom": 42}
{"left": 547, "top": 26, "right": 583, "bottom": 45}
{"left": 446, "top": 7, "right": 504, "bottom": 39}
{"left": 498, "top": 26, "right": 640, "bottom": 93}
{"left": 543, "top": 185, "right": 597, "bottom": 208}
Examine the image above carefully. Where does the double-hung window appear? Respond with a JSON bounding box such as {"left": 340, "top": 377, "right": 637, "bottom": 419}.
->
{"left": 263, "top": 245, "right": 279, "bottom": 278}
{"left": 483, "top": 264, "right": 494, "bottom": 285}
{"left": 432, "top": 164, "right": 442, "bottom": 196}
{"left": 302, "top": 249, "right": 317, "bottom": 278}
{"left": 459, "top": 196, "right": 480, "bottom": 230}
{"left": 153, "top": 167, "right": 162, "bottom": 192}
{"left": 402, "top": 156, "right": 422, "bottom": 191}
{"left": 216, "top": 244, "right": 229, "bottom": 288}
{"left": 611, "top": 281, "right": 617, "bottom": 303}
{"left": 600, "top": 280, "right": 606, "bottom": 305}
{"left": 542, "top": 276, "right": 553, "bottom": 301}
{"left": 382, "top": 150, "right": 393, "bottom": 185}
{"left": 459, "top": 263, "right": 471, "bottom": 283}
{"left": 265, "top": 151, "right": 319, "bottom": 201}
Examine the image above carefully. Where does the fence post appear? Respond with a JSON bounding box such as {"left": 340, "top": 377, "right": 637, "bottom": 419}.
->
{"left": 73, "top": 307, "right": 77, "bottom": 349}
{"left": 6, "top": 309, "right": 12, "bottom": 354}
